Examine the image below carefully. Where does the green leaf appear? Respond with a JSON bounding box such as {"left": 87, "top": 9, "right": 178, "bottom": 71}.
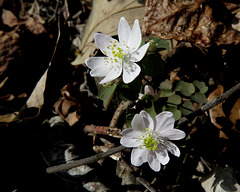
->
{"left": 181, "top": 82, "right": 195, "bottom": 97}
{"left": 174, "top": 81, "right": 183, "bottom": 92}
{"left": 138, "top": 54, "right": 165, "bottom": 76}
{"left": 160, "top": 79, "right": 172, "bottom": 89}
{"left": 144, "top": 100, "right": 157, "bottom": 118}
{"left": 159, "top": 89, "right": 174, "bottom": 97}
{"left": 98, "top": 83, "right": 117, "bottom": 108}
{"left": 167, "top": 94, "right": 182, "bottom": 105}
{"left": 150, "top": 36, "right": 170, "bottom": 50}
{"left": 179, "top": 100, "right": 194, "bottom": 115}
{"left": 166, "top": 106, "right": 181, "bottom": 120}
{"left": 191, "top": 92, "right": 208, "bottom": 104}
{"left": 193, "top": 80, "right": 208, "bottom": 94}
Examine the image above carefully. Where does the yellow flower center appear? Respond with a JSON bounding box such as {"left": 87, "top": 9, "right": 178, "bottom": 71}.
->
{"left": 106, "top": 40, "right": 128, "bottom": 61}
{"left": 140, "top": 128, "right": 160, "bottom": 151}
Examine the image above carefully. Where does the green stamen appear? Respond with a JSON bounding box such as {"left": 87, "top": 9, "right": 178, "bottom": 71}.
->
{"left": 106, "top": 41, "right": 125, "bottom": 61}
{"left": 141, "top": 128, "right": 159, "bottom": 151}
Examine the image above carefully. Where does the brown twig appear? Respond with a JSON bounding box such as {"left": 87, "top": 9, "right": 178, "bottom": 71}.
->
{"left": 109, "top": 100, "right": 132, "bottom": 128}
{"left": 84, "top": 124, "right": 122, "bottom": 138}
{"left": 46, "top": 145, "right": 126, "bottom": 174}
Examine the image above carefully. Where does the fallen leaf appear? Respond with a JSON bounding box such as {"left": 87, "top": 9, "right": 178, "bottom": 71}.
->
{"left": 1, "top": 9, "right": 18, "bottom": 27}
{"left": 201, "top": 166, "right": 240, "bottom": 192}
{"left": 83, "top": 182, "right": 109, "bottom": 192}
{"left": 0, "top": 77, "right": 8, "bottom": 88}
{"left": 0, "top": 30, "right": 20, "bottom": 75}
{"left": 208, "top": 85, "right": 225, "bottom": 129}
{"left": 229, "top": 98, "right": 240, "bottom": 130}
{"left": 207, "top": 85, "right": 230, "bottom": 139}
{"left": 64, "top": 144, "right": 93, "bottom": 176}
{"left": 71, "top": 0, "right": 145, "bottom": 65}
{"left": 53, "top": 84, "right": 81, "bottom": 126}
{"left": 0, "top": 112, "right": 18, "bottom": 123}
{"left": 24, "top": 17, "right": 46, "bottom": 35}
{"left": 143, "top": 0, "right": 240, "bottom": 47}
{"left": 26, "top": 67, "right": 48, "bottom": 109}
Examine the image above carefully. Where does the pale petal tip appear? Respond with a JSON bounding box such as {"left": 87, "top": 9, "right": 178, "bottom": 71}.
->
{"left": 120, "top": 16, "right": 126, "bottom": 21}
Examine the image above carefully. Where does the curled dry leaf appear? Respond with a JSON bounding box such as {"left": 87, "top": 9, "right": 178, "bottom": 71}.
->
{"left": 143, "top": 0, "right": 240, "bottom": 47}
{"left": 53, "top": 84, "right": 81, "bottom": 126}
{"left": 71, "top": 0, "right": 145, "bottom": 65}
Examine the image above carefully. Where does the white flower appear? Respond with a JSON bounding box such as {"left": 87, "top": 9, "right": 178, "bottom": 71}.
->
{"left": 85, "top": 17, "right": 149, "bottom": 84}
{"left": 138, "top": 85, "right": 159, "bottom": 101}
{"left": 120, "top": 110, "right": 186, "bottom": 172}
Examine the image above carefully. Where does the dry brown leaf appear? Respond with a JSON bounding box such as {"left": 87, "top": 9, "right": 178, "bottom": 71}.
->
{"left": 71, "top": 0, "right": 145, "bottom": 65}
{"left": 0, "top": 77, "right": 8, "bottom": 88}
{"left": 53, "top": 85, "right": 81, "bottom": 126}
{"left": 208, "top": 85, "right": 225, "bottom": 129}
{"left": 26, "top": 67, "right": 48, "bottom": 109}
{"left": 207, "top": 85, "right": 229, "bottom": 139}
{"left": 207, "top": 85, "right": 240, "bottom": 139}
{"left": 229, "top": 98, "right": 240, "bottom": 130}
{"left": 25, "top": 17, "right": 46, "bottom": 35}
{"left": 0, "top": 94, "right": 15, "bottom": 101}
{"left": 0, "top": 30, "right": 20, "bottom": 75}
{"left": 1, "top": 9, "right": 18, "bottom": 27}
{"left": 0, "top": 112, "right": 18, "bottom": 123}
{"left": 143, "top": 0, "right": 240, "bottom": 47}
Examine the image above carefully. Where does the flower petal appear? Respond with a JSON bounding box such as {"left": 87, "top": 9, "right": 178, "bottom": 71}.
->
{"left": 122, "top": 128, "right": 143, "bottom": 143}
{"left": 130, "top": 43, "right": 149, "bottom": 62}
{"left": 139, "top": 110, "right": 154, "bottom": 131}
{"left": 147, "top": 151, "right": 161, "bottom": 172}
{"left": 161, "top": 129, "right": 186, "bottom": 140}
{"left": 118, "top": 17, "right": 131, "bottom": 45}
{"left": 131, "top": 114, "right": 147, "bottom": 132}
{"left": 120, "top": 138, "right": 142, "bottom": 148}
{"left": 94, "top": 33, "right": 117, "bottom": 56}
{"left": 99, "top": 62, "right": 122, "bottom": 84}
{"left": 122, "top": 62, "right": 140, "bottom": 83}
{"left": 144, "top": 85, "right": 155, "bottom": 96}
{"left": 128, "top": 19, "right": 142, "bottom": 52}
{"left": 90, "top": 66, "right": 111, "bottom": 77}
{"left": 86, "top": 57, "right": 112, "bottom": 77}
{"left": 154, "top": 111, "right": 175, "bottom": 134}
{"left": 85, "top": 57, "right": 106, "bottom": 69}
{"left": 155, "top": 145, "right": 170, "bottom": 165}
{"left": 131, "top": 148, "right": 148, "bottom": 166}
{"left": 164, "top": 141, "right": 180, "bottom": 157}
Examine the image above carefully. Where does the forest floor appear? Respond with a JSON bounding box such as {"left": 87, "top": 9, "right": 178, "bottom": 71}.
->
{"left": 1, "top": 1, "right": 240, "bottom": 192}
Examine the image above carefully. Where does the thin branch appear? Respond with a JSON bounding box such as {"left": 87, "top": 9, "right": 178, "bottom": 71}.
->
{"left": 109, "top": 100, "right": 132, "bottom": 128}
{"left": 177, "top": 81, "right": 240, "bottom": 126}
{"left": 46, "top": 145, "right": 126, "bottom": 174}
{"left": 84, "top": 124, "right": 122, "bottom": 138}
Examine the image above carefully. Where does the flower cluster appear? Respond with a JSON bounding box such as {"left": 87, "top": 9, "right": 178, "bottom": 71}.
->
{"left": 84, "top": 16, "right": 185, "bottom": 172}
{"left": 85, "top": 17, "right": 149, "bottom": 84}
{"left": 120, "top": 110, "right": 185, "bottom": 172}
